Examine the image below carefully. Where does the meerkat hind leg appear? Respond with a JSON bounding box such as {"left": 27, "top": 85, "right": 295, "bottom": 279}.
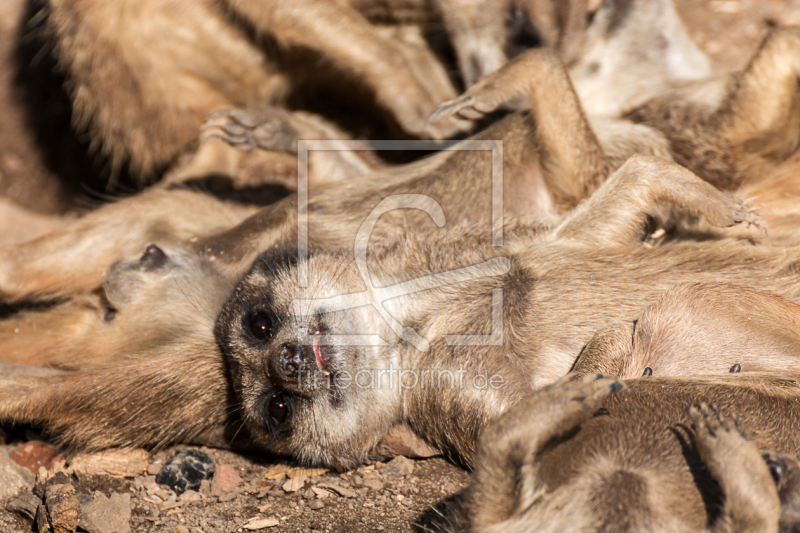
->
{"left": 552, "top": 155, "right": 765, "bottom": 246}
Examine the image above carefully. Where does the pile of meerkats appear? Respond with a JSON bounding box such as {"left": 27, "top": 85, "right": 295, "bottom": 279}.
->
{"left": 5, "top": 0, "right": 800, "bottom": 530}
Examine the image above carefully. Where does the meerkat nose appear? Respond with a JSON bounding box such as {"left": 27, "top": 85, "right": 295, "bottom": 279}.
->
{"left": 279, "top": 343, "right": 312, "bottom": 378}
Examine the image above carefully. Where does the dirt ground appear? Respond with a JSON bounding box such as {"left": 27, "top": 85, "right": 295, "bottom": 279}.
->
{"left": 0, "top": 440, "right": 471, "bottom": 533}
{"left": 2, "top": 0, "right": 800, "bottom": 532}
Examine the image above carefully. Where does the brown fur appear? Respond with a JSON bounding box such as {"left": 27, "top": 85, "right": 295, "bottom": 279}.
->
{"left": 432, "top": 26, "right": 800, "bottom": 198}
{"left": 2, "top": 20, "right": 800, "bottom": 473}
{"left": 452, "top": 374, "right": 800, "bottom": 532}
{"left": 40, "top": 0, "right": 466, "bottom": 180}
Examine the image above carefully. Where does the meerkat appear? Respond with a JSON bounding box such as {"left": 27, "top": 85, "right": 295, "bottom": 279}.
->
{"left": 1, "top": 154, "right": 791, "bottom": 468}
{"left": 2, "top": 0, "right": 774, "bottom": 304}
{"left": 0, "top": 42, "right": 679, "bottom": 305}
{"left": 37, "top": 0, "right": 472, "bottom": 182}
{"left": 449, "top": 373, "right": 800, "bottom": 532}
{"left": 430, "top": 26, "right": 800, "bottom": 194}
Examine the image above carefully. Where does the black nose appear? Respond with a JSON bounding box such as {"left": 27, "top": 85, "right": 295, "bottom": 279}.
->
{"left": 279, "top": 343, "right": 309, "bottom": 377}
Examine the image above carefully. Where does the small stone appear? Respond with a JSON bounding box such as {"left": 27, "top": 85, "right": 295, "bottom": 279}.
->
{"left": 9, "top": 441, "right": 62, "bottom": 474}
{"left": 68, "top": 449, "right": 148, "bottom": 478}
{"left": 43, "top": 476, "right": 80, "bottom": 533}
{"left": 146, "top": 463, "right": 162, "bottom": 476}
{"left": 211, "top": 465, "right": 242, "bottom": 497}
{"left": 155, "top": 450, "right": 215, "bottom": 495}
{"left": 217, "top": 490, "right": 239, "bottom": 503}
{"left": 0, "top": 449, "right": 34, "bottom": 500}
{"left": 360, "top": 476, "right": 384, "bottom": 492}
{"left": 308, "top": 499, "right": 324, "bottom": 510}
{"left": 381, "top": 456, "right": 414, "bottom": 479}
{"left": 288, "top": 466, "right": 327, "bottom": 478}
{"left": 5, "top": 490, "right": 41, "bottom": 519}
{"left": 243, "top": 516, "right": 279, "bottom": 530}
{"left": 79, "top": 492, "right": 131, "bottom": 533}
{"left": 174, "top": 526, "right": 189, "bottom": 533}
{"left": 263, "top": 464, "right": 291, "bottom": 480}
{"left": 281, "top": 473, "right": 307, "bottom": 493}
{"left": 310, "top": 487, "right": 330, "bottom": 500}
{"left": 178, "top": 490, "right": 202, "bottom": 504}
{"left": 315, "top": 482, "right": 356, "bottom": 498}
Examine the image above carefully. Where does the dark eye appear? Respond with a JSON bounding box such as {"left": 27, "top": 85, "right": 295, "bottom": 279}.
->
{"left": 268, "top": 393, "right": 291, "bottom": 425}
{"left": 249, "top": 311, "right": 276, "bottom": 340}
{"left": 764, "top": 455, "right": 784, "bottom": 486}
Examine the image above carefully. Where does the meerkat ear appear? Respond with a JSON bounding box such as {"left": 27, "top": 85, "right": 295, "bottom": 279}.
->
{"left": 369, "top": 424, "right": 440, "bottom": 461}
{"left": 0, "top": 345, "right": 238, "bottom": 451}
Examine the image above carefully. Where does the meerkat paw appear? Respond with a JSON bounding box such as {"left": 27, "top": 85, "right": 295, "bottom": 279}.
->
{"left": 425, "top": 49, "right": 562, "bottom": 137}
{"left": 200, "top": 108, "right": 301, "bottom": 152}
{"left": 538, "top": 373, "right": 626, "bottom": 428}
{"left": 484, "top": 374, "right": 626, "bottom": 453}
{"left": 689, "top": 403, "right": 748, "bottom": 466}
{"left": 713, "top": 194, "right": 767, "bottom": 234}
{"left": 425, "top": 81, "right": 511, "bottom": 136}
{"left": 689, "top": 403, "right": 781, "bottom": 531}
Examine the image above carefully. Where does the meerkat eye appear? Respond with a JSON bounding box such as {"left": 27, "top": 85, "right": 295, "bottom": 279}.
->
{"left": 249, "top": 310, "right": 277, "bottom": 340}
{"left": 764, "top": 455, "right": 784, "bottom": 486}
{"left": 268, "top": 393, "right": 291, "bottom": 425}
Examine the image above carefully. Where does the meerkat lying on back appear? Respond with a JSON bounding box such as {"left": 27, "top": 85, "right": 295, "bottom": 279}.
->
{"left": 0, "top": 154, "right": 788, "bottom": 466}
{"left": 40, "top": 0, "right": 473, "bottom": 181}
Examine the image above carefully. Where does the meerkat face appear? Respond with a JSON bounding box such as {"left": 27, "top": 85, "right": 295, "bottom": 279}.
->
{"left": 216, "top": 249, "right": 406, "bottom": 469}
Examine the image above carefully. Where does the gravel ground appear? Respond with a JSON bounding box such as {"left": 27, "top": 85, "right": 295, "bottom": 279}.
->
{"left": 0, "top": 440, "right": 471, "bottom": 533}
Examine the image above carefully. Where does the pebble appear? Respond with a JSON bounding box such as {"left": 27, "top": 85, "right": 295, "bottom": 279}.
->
{"left": 281, "top": 474, "right": 306, "bottom": 493}
{"left": 155, "top": 450, "right": 215, "bottom": 495}
{"left": 68, "top": 449, "right": 148, "bottom": 478}
{"left": 79, "top": 492, "right": 132, "bottom": 533}
{"left": 211, "top": 465, "right": 243, "bottom": 497}
{"left": 243, "top": 516, "right": 279, "bottom": 530}
{"left": 381, "top": 456, "right": 414, "bottom": 479}
{"left": 0, "top": 448, "right": 34, "bottom": 500}
{"left": 9, "top": 441, "right": 62, "bottom": 474}
{"left": 177, "top": 490, "right": 202, "bottom": 504}
{"left": 40, "top": 473, "right": 80, "bottom": 533}
{"left": 315, "top": 482, "right": 356, "bottom": 498}
{"left": 5, "top": 490, "right": 41, "bottom": 519}
{"left": 358, "top": 473, "right": 384, "bottom": 492}
{"left": 310, "top": 487, "right": 330, "bottom": 500}
{"left": 308, "top": 499, "right": 325, "bottom": 510}
{"left": 218, "top": 490, "right": 239, "bottom": 503}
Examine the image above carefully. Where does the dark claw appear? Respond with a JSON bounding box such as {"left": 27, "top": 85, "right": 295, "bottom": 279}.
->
{"left": 730, "top": 363, "right": 741, "bottom": 373}
{"left": 642, "top": 367, "right": 653, "bottom": 377}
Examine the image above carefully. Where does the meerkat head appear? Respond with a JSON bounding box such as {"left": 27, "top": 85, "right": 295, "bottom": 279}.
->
{"left": 215, "top": 248, "right": 407, "bottom": 469}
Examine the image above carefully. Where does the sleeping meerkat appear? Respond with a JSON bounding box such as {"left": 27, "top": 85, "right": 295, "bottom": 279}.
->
{"left": 449, "top": 373, "right": 800, "bottom": 533}
{"left": 37, "top": 0, "right": 472, "bottom": 182}
{"left": 430, "top": 26, "right": 800, "bottom": 194}
{"left": 0, "top": 154, "right": 781, "bottom": 465}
